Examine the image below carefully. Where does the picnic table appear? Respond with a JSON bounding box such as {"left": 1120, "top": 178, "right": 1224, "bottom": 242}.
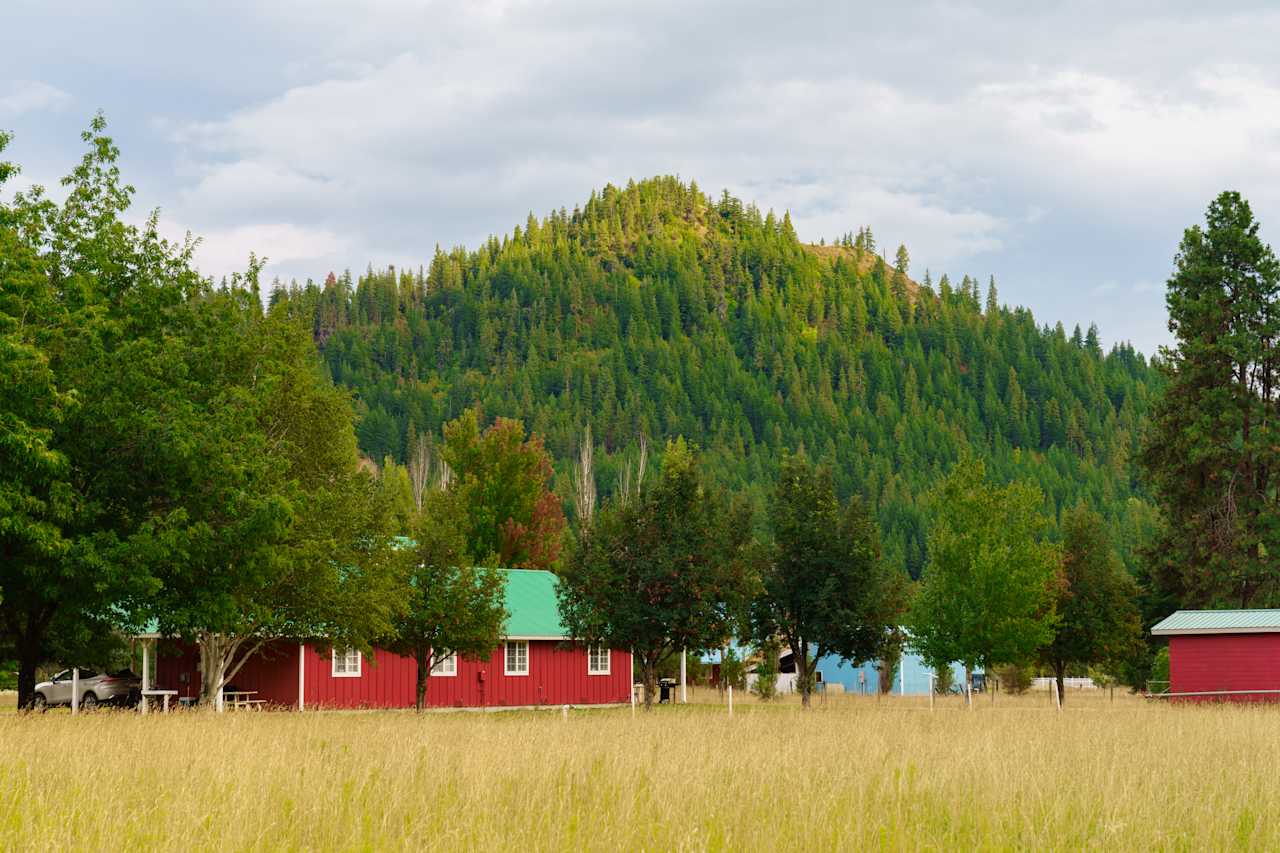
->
{"left": 223, "top": 690, "right": 266, "bottom": 711}
{"left": 140, "top": 688, "right": 179, "bottom": 714}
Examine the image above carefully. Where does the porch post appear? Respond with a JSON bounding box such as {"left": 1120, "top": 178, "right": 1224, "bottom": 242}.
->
{"left": 140, "top": 640, "right": 151, "bottom": 715}
{"left": 680, "top": 649, "right": 687, "bottom": 703}
{"left": 297, "top": 642, "right": 306, "bottom": 711}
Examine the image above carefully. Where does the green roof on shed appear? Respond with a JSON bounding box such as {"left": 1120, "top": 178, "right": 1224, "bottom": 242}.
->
{"left": 1151, "top": 609, "right": 1280, "bottom": 636}
{"left": 396, "top": 536, "right": 565, "bottom": 638}
{"left": 500, "top": 569, "right": 566, "bottom": 639}
{"left": 131, "top": 546, "right": 568, "bottom": 640}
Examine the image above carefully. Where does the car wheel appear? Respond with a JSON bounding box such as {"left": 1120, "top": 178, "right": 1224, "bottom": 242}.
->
{"left": 80, "top": 692, "right": 98, "bottom": 711}
{"left": 32, "top": 693, "right": 47, "bottom": 713}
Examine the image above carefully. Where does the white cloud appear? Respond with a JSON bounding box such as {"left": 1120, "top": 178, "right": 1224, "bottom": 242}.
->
{"left": 15, "top": 1, "right": 1280, "bottom": 355}
{"left": 0, "top": 80, "right": 70, "bottom": 118}
{"left": 163, "top": 220, "right": 355, "bottom": 285}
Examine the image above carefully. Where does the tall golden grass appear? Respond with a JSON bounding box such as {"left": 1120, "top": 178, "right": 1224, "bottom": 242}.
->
{"left": 1, "top": 689, "right": 1275, "bottom": 850}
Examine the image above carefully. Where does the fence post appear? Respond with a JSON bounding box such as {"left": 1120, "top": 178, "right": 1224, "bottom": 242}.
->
{"left": 71, "top": 668, "right": 79, "bottom": 716}
{"left": 1052, "top": 679, "right": 1062, "bottom": 712}
{"left": 929, "top": 673, "right": 934, "bottom": 712}
{"left": 728, "top": 685, "right": 734, "bottom": 718}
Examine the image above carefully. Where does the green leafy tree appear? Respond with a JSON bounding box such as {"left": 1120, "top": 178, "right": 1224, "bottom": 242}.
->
{"left": 441, "top": 408, "right": 566, "bottom": 569}
{"left": 0, "top": 138, "right": 77, "bottom": 705}
{"left": 0, "top": 118, "right": 200, "bottom": 708}
{"left": 932, "top": 664, "right": 954, "bottom": 695}
{"left": 909, "top": 458, "right": 1061, "bottom": 688}
{"left": 750, "top": 452, "right": 904, "bottom": 707}
{"left": 139, "top": 302, "right": 408, "bottom": 705}
{"left": 752, "top": 638, "right": 780, "bottom": 701}
{"left": 718, "top": 647, "right": 747, "bottom": 693}
{"left": 382, "top": 491, "right": 507, "bottom": 711}
{"left": 557, "top": 439, "right": 753, "bottom": 708}
{"left": 1038, "top": 505, "right": 1142, "bottom": 705}
{"left": 1142, "top": 191, "right": 1280, "bottom": 608}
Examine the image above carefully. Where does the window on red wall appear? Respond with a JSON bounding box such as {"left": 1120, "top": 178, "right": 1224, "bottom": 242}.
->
{"left": 505, "top": 641, "right": 529, "bottom": 675}
{"left": 431, "top": 652, "right": 457, "bottom": 676}
{"left": 332, "top": 648, "right": 362, "bottom": 677}
{"left": 588, "top": 645, "right": 610, "bottom": 675}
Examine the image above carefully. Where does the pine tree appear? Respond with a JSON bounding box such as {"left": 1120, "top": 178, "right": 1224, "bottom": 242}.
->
{"left": 1142, "top": 191, "right": 1280, "bottom": 607}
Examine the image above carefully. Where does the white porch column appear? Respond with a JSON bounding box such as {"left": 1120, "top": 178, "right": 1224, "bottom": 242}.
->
{"left": 680, "top": 649, "right": 687, "bottom": 703}
{"left": 140, "top": 640, "right": 151, "bottom": 715}
{"left": 297, "top": 642, "right": 306, "bottom": 711}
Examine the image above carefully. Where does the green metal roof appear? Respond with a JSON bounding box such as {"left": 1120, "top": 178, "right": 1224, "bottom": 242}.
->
{"left": 500, "top": 569, "right": 566, "bottom": 639}
{"left": 131, "top": 559, "right": 568, "bottom": 641}
{"left": 1151, "top": 609, "right": 1280, "bottom": 636}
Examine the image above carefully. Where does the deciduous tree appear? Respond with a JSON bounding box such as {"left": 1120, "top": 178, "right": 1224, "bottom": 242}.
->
{"left": 909, "top": 458, "right": 1060, "bottom": 688}
{"left": 557, "top": 439, "right": 753, "bottom": 707}
{"left": 382, "top": 491, "right": 507, "bottom": 711}
{"left": 1038, "top": 506, "right": 1141, "bottom": 705}
{"left": 750, "top": 452, "right": 904, "bottom": 707}
{"left": 441, "top": 408, "right": 566, "bottom": 569}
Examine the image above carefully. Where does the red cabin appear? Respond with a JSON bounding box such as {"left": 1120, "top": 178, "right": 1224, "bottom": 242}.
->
{"left": 1151, "top": 610, "right": 1280, "bottom": 702}
{"left": 151, "top": 569, "right": 633, "bottom": 709}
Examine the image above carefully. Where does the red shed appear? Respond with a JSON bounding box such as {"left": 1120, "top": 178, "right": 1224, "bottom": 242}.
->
{"left": 152, "top": 568, "right": 633, "bottom": 710}
{"left": 1151, "top": 609, "right": 1280, "bottom": 703}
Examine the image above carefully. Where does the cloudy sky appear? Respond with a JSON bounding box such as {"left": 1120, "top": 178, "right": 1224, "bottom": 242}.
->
{"left": 5, "top": 1, "right": 1280, "bottom": 355}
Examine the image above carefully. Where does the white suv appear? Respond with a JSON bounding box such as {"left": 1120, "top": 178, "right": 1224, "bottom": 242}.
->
{"left": 32, "top": 669, "right": 141, "bottom": 711}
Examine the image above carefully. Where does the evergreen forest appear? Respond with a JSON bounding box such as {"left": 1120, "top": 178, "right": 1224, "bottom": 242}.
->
{"left": 266, "top": 177, "right": 1160, "bottom": 578}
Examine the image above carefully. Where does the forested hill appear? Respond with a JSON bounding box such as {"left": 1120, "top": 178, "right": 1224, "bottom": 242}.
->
{"left": 267, "top": 176, "right": 1160, "bottom": 577}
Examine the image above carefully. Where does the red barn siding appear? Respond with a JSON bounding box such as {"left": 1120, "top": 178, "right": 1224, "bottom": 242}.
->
{"left": 154, "top": 640, "right": 632, "bottom": 709}
{"left": 1169, "top": 634, "right": 1280, "bottom": 702}
{"left": 155, "top": 639, "right": 303, "bottom": 706}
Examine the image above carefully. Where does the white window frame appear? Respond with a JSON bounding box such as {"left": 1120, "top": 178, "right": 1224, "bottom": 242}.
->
{"left": 504, "top": 640, "right": 529, "bottom": 676}
{"left": 331, "top": 647, "right": 362, "bottom": 678}
{"left": 588, "top": 644, "right": 610, "bottom": 676}
{"left": 430, "top": 651, "right": 457, "bottom": 677}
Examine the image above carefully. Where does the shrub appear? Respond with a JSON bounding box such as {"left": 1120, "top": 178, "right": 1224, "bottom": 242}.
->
{"left": 996, "top": 664, "right": 1034, "bottom": 695}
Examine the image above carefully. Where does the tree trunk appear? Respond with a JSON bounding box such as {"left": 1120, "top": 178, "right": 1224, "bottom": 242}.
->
{"left": 414, "top": 645, "right": 430, "bottom": 713}
{"left": 197, "top": 632, "right": 258, "bottom": 711}
{"left": 16, "top": 648, "right": 38, "bottom": 711}
{"left": 11, "top": 608, "right": 51, "bottom": 711}
{"left": 198, "top": 634, "right": 231, "bottom": 710}
{"left": 1055, "top": 661, "right": 1067, "bottom": 708}
{"left": 797, "top": 644, "right": 812, "bottom": 708}
{"left": 641, "top": 658, "right": 657, "bottom": 710}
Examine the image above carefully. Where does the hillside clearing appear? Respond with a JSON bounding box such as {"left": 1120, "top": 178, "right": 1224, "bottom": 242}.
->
{"left": 2, "top": 692, "right": 1274, "bottom": 850}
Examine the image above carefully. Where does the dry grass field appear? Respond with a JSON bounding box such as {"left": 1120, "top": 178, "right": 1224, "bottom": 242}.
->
{"left": 1, "top": 688, "right": 1276, "bottom": 850}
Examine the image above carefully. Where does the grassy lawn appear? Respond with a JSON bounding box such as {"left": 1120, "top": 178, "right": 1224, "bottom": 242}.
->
{"left": 1, "top": 689, "right": 1274, "bottom": 849}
